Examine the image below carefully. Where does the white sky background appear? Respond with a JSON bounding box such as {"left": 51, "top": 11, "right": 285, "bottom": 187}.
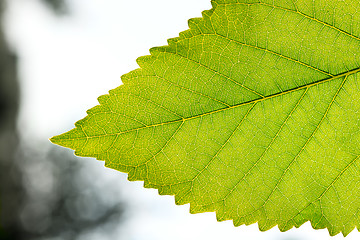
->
{"left": 3, "top": 0, "right": 360, "bottom": 239}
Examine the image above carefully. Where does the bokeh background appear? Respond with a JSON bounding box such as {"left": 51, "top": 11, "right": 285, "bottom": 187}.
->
{"left": 0, "top": 0, "right": 359, "bottom": 239}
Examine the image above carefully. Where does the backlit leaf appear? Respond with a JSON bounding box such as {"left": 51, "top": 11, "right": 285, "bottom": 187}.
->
{"left": 51, "top": 0, "right": 360, "bottom": 236}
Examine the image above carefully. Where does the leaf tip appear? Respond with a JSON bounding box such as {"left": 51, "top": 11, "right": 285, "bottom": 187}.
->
{"left": 49, "top": 127, "right": 86, "bottom": 150}
{"left": 49, "top": 132, "right": 68, "bottom": 146}
{"left": 49, "top": 135, "right": 58, "bottom": 144}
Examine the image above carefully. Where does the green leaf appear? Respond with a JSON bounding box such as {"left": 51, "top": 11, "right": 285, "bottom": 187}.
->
{"left": 51, "top": 0, "right": 360, "bottom": 236}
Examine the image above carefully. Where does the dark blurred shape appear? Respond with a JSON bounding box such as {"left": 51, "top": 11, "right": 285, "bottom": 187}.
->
{"left": 12, "top": 146, "right": 125, "bottom": 240}
{"left": 0, "top": 0, "right": 22, "bottom": 238}
{"left": 2, "top": 144, "right": 125, "bottom": 240}
{"left": 40, "top": 0, "right": 69, "bottom": 15}
{"left": 0, "top": 0, "right": 125, "bottom": 239}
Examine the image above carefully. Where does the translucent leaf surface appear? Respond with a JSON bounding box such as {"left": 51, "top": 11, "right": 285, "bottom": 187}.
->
{"left": 51, "top": 0, "right": 360, "bottom": 236}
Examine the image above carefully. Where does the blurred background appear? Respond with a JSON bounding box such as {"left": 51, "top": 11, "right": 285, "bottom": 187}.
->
{"left": 0, "top": 0, "right": 359, "bottom": 239}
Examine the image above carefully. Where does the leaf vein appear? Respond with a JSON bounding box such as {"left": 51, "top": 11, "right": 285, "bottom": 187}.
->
{"left": 219, "top": 87, "right": 309, "bottom": 204}
{"left": 207, "top": 33, "right": 333, "bottom": 77}
{"left": 237, "top": 75, "right": 349, "bottom": 219}
{"left": 218, "top": 1, "right": 360, "bottom": 42}
{"left": 153, "top": 75, "right": 231, "bottom": 107}
{"left": 285, "top": 153, "right": 360, "bottom": 225}
{"left": 162, "top": 51, "right": 265, "bottom": 97}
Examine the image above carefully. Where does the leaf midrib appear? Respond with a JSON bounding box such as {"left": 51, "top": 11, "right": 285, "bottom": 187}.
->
{"left": 74, "top": 67, "right": 360, "bottom": 140}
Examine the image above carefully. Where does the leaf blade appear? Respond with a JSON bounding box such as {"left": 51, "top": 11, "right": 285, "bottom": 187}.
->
{"left": 51, "top": 0, "right": 360, "bottom": 236}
